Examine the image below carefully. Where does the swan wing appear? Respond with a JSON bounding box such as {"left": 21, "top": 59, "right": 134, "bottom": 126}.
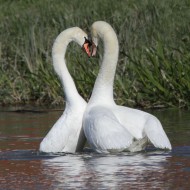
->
{"left": 115, "top": 106, "right": 172, "bottom": 150}
{"left": 84, "top": 107, "right": 133, "bottom": 153}
{"left": 144, "top": 116, "right": 172, "bottom": 150}
{"left": 40, "top": 107, "right": 85, "bottom": 153}
{"left": 114, "top": 106, "right": 147, "bottom": 139}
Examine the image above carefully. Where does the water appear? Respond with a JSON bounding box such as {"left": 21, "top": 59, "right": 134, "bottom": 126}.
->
{"left": 0, "top": 107, "right": 190, "bottom": 189}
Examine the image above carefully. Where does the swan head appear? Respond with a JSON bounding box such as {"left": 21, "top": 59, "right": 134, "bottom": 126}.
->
{"left": 52, "top": 27, "right": 90, "bottom": 56}
{"left": 89, "top": 21, "right": 119, "bottom": 57}
{"left": 82, "top": 22, "right": 106, "bottom": 57}
{"left": 83, "top": 21, "right": 115, "bottom": 57}
{"left": 71, "top": 27, "right": 88, "bottom": 45}
{"left": 83, "top": 21, "right": 118, "bottom": 57}
{"left": 70, "top": 27, "right": 92, "bottom": 57}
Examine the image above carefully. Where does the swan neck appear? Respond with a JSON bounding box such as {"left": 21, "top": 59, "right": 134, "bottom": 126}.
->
{"left": 90, "top": 24, "right": 119, "bottom": 104}
{"left": 52, "top": 29, "right": 83, "bottom": 104}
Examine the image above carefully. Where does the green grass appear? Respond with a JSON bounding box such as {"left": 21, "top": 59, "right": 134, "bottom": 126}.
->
{"left": 0, "top": 0, "right": 190, "bottom": 108}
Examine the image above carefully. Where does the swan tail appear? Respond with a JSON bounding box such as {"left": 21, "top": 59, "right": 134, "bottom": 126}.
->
{"left": 144, "top": 116, "right": 172, "bottom": 150}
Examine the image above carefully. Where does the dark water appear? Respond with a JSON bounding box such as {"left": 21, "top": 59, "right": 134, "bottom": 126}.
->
{"left": 0, "top": 107, "right": 190, "bottom": 189}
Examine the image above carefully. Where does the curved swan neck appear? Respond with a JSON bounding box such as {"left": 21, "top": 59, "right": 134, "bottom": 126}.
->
{"left": 90, "top": 21, "right": 119, "bottom": 104}
{"left": 52, "top": 28, "right": 86, "bottom": 104}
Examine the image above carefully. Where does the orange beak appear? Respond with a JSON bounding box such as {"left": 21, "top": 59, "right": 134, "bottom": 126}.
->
{"left": 82, "top": 42, "right": 91, "bottom": 57}
{"left": 82, "top": 37, "right": 97, "bottom": 57}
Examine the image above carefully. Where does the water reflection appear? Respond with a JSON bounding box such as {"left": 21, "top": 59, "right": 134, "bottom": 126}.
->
{"left": 42, "top": 151, "right": 171, "bottom": 189}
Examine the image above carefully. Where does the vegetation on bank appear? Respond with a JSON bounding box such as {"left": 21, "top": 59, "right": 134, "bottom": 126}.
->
{"left": 0, "top": 0, "right": 190, "bottom": 108}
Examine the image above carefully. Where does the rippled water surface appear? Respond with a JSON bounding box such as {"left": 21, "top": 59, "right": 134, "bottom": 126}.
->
{"left": 0, "top": 106, "right": 190, "bottom": 189}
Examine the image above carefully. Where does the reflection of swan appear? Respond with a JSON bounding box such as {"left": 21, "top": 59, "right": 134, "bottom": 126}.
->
{"left": 83, "top": 21, "right": 172, "bottom": 153}
{"left": 40, "top": 27, "right": 89, "bottom": 153}
{"left": 42, "top": 155, "right": 88, "bottom": 188}
{"left": 86, "top": 152, "right": 169, "bottom": 188}
{"left": 42, "top": 152, "right": 170, "bottom": 189}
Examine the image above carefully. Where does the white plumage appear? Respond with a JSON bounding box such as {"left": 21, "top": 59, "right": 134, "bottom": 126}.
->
{"left": 39, "top": 27, "right": 87, "bottom": 153}
{"left": 83, "top": 21, "right": 172, "bottom": 153}
{"left": 84, "top": 106, "right": 133, "bottom": 153}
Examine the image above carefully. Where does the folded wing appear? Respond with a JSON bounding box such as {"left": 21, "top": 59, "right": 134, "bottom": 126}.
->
{"left": 84, "top": 107, "right": 133, "bottom": 153}
{"left": 144, "top": 116, "right": 172, "bottom": 150}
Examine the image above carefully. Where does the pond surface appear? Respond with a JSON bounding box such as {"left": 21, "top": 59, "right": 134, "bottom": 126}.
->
{"left": 0, "top": 106, "right": 190, "bottom": 189}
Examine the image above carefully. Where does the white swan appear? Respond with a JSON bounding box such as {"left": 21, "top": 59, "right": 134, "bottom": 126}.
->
{"left": 39, "top": 27, "right": 90, "bottom": 153}
{"left": 83, "top": 21, "right": 172, "bottom": 153}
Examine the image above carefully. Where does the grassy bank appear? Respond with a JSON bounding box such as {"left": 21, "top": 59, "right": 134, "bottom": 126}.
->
{"left": 0, "top": 0, "right": 190, "bottom": 108}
